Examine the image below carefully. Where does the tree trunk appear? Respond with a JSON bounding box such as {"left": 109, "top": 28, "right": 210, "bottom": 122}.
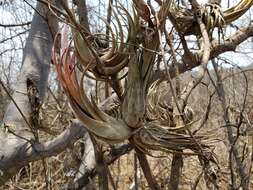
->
{"left": 0, "top": 1, "right": 58, "bottom": 184}
{"left": 169, "top": 154, "right": 183, "bottom": 190}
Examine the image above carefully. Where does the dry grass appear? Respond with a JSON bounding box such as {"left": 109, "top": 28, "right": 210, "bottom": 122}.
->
{"left": 1, "top": 68, "right": 253, "bottom": 189}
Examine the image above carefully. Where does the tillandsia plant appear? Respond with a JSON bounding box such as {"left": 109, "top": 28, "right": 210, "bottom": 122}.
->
{"left": 2, "top": 0, "right": 253, "bottom": 188}
{"left": 169, "top": 0, "right": 253, "bottom": 35}
{"left": 51, "top": 0, "right": 253, "bottom": 186}
{"left": 52, "top": 27, "right": 132, "bottom": 143}
{"left": 52, "top": 1, "right": 204, "bottom": 144}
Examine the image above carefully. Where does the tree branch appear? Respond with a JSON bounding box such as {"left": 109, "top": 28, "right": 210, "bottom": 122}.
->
{"left": 62, "top": 143, "right": 133, "bottom": 190}
{"left": 0, "top": 0, "right": 59, "bottom": 184}
{"left": 151, "top": 25, "right": 253, "bottom": 83}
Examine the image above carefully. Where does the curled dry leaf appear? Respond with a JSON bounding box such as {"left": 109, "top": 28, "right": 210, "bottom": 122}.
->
{"left": 52, "top": 26, "right": 132, "bottom": 144}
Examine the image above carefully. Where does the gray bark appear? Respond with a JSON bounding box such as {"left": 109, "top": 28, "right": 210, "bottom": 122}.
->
{"left": 62, "top": 143, "right": 133, "bottom": 190}
{"left": 3, "top": 2, "right": 57, "bottom": 133}
{"left": 74, "top": 133, "right": 96, "bottom": 190}
{"left": 74, "top": 0, "right": 90, "bottom": 32}
{"left": 0, "top": 1, "right": 58, "bottom": 184}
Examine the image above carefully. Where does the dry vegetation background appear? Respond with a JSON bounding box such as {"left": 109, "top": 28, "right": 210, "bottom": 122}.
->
{"left": 1, "top": 0, "right": 253, "bottom": 189}
{"left": 1, "top": 66, "right": 253, "bottom": 189}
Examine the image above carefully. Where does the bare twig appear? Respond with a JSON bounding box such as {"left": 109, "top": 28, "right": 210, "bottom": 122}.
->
{"left": 0, "top": 22, "right": 31, "bottom": 27}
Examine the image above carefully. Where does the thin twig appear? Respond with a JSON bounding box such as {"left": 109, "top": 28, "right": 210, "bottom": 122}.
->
{"left": 0, "top": 79, "right": 32, "bottom": 129}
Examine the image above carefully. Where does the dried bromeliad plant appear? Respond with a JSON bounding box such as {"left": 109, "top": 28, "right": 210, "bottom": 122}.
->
{"left": 51, "top": 0, "right": 253, "bottom": 185}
